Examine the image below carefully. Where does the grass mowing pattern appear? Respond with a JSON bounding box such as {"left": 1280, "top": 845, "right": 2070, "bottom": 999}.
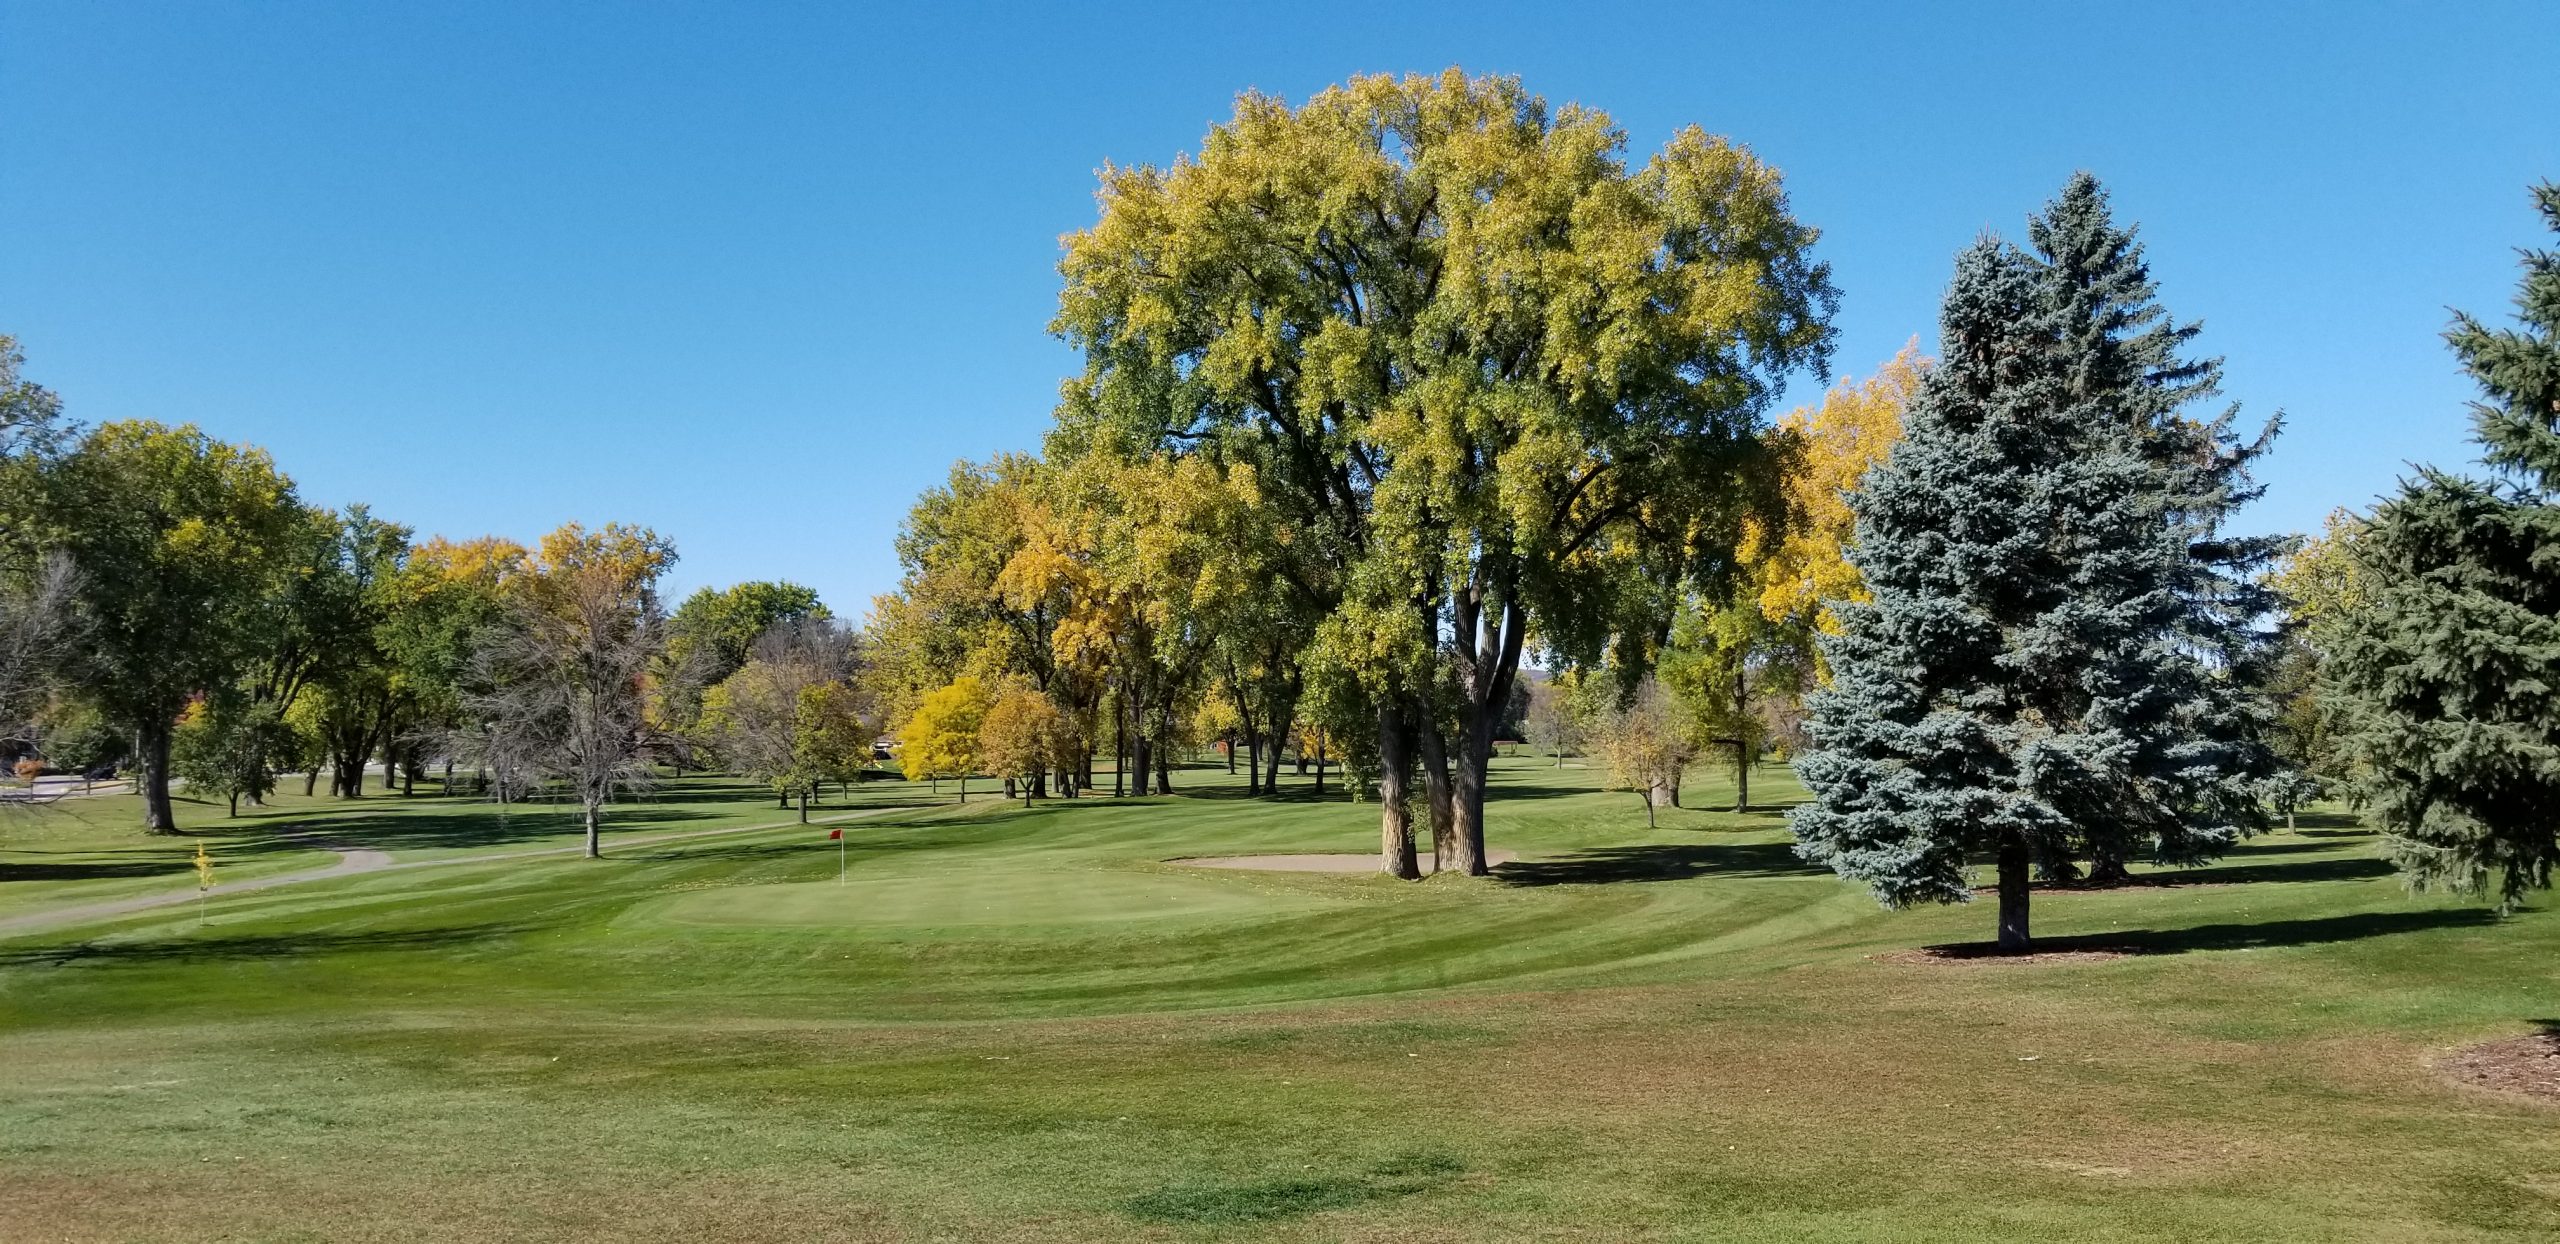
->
{"left": 2, "top": 756, "right": 2556, "bottom": 1241}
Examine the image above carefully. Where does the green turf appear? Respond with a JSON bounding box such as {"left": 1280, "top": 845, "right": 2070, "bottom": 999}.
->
{"left": 1, "top": 755, "right": 2553, "bottom": 1241}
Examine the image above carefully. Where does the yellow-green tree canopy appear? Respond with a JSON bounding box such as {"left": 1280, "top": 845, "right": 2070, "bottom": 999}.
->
{"left": 899, "top": 675, "right": 991, "bottom": 787}
{"left": 1053, "top": 68, "right": 1838, "bottom": 875}
{"left": 977, "top": 687, "right": 1065, "bottom": 804}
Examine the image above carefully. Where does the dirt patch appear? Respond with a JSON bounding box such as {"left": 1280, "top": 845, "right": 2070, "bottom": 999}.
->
{"left": 1173, "top": 851, "right": 1518, "bottom": 874}
{"left": 2437, "top": 1029, "right": 2560, "bottom": 1104}
{"left": 1879, "top": 942, "right": 2148, "bottom": 966}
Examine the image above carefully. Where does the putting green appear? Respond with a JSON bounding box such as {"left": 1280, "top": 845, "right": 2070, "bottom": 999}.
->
{"left": 635, "top": 865, "right": 1341, "bottom": 934}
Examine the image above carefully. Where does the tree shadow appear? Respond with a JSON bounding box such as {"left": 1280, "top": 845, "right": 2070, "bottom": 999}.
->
{"left": 1496, "top": 841, "right": 1829, "bottom": 887}
{"left": 1963, "top": 906, "right": 2506, "bottom": 958}
{"left": 2156, "top": 856, "right": 2397, "bottom": 886}
{"left": 0, "top": 858, "right": 189, "bottom": 883}
{"left": 0, "top": 920, "right": 535, "bottom": 968}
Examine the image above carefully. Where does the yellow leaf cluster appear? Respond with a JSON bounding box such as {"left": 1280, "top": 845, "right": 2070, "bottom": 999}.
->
{"left": 1743, "top": 345, "right": 1924, "bottom": 634}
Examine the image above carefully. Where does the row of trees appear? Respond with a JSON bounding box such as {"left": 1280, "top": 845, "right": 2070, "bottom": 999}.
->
{"left": 0, "top": 350, "right": 886, "bottom": 853}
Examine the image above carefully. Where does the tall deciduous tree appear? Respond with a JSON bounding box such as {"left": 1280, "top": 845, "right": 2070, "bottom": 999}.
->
{"left": 1055, "top": 70, "right": 1836, "bottom": 878}
{"left": 40, "top": 422, "right": 307, "bottom": 831}
{"left": 462, "top": 522, "right": 673, "bottom": 858}
{"left": 2327, "top": 181, "right": 2560, "bottom": 906}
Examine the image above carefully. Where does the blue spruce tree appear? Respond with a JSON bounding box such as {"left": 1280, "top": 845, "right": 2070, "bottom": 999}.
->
{"left": 2329, "top": 182, "right": 2560, "bottom": 907}
{"left": 1793, "top": 177, "right": 2285, "bottom": 951}
{"left": 2023, "top": 174, "right": 2290, "bottom": 884}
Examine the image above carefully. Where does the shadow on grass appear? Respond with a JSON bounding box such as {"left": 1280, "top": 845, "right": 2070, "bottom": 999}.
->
{"left": 2159, "top": 856, "right": 2398, "bottom": 886}
{"left": 0, "top": 920, "right": 534, "bottom": 968}
{"left": 1988, "top": 906, "right": 2503, "bottom": 958}
{"left": 1496, "top": 841, "right": 1829, "bottom": 887}
{"left": 0, "top": 858, "right": 192, "bottom": 883}
{"left": 1122, "top": 1151, "right": 1463, "bottom": 1226}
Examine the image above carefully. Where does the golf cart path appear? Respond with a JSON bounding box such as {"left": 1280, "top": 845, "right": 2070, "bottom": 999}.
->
{"left": 0, "top": 806, "right": 899, "bottom": 939}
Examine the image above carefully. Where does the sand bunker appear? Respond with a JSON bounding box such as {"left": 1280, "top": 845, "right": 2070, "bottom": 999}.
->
{"left": 1174, "top": 850, "right": 1518, "bottom": 874}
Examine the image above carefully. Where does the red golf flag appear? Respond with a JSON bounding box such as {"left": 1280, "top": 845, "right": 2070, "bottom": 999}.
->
{"left": 827, "top": 828, "right": 842, "bottom": 840}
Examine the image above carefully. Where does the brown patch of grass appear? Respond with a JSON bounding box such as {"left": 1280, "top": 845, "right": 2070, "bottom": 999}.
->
{"left": 2435, "top": 1026, "right": 2560, "bottom": 1105}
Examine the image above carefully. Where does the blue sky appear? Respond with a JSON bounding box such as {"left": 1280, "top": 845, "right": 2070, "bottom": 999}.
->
{"left": 3, "top": 2, "right": 2554, "bottom": 613}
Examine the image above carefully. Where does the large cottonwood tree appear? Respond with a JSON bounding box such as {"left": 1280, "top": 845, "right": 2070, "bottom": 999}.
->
{"left": 1054, "top": 70, "right": 1835, "bottom": 876}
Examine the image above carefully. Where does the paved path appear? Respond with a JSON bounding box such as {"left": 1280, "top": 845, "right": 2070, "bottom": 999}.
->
{"left": 0, "top": 806, "right": 900, "bottom": 939}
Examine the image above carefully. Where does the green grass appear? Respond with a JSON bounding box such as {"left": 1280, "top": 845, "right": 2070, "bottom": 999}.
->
{"left": 1, "top": 755, "right": 2554, "bottom": 1241}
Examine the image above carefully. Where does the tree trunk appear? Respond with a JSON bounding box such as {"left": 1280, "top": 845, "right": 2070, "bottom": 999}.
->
{"left": 1131, "top": 736, "right": 1150, "bottom": 797}
{"left": 1735, "top": 755, "right": 1749, "bottom": 814}
{"left": 1418, "top": 725, "right": 1455, "bottom": 872}
{"left": 1154, "top": 741, "right": 1174, "bottom": 793}
{"left": 1376, "top": 703, "right": 1420, "bottom": 879}
{"left": 1244, "top": 730, "right": 1260, "bottom": 794}
{"left": 1640, "top": 790, "right": 1656, "bottom": 828}
{"left": 1113, "top": 708, "right": 1126, "bottom": 798}
{"left": 1997, "top": 831, "right": 2031, "bottom": 952}
{"left": 957, "top": 773, "right": 967, "bottom": 803}
{"left": 304, "top": 766, "right": 319, "bottom": 797}
{"left": 139, "top": 720, "right": 177, "bottom": 834}
{"left": 798, "top": 789, "right": 809, "bottom": 823}
{"left": 779, "top": 790, "right": 792, "bottom": 809}
{"left": 228, "top": 790, "right": 239, "bottom": 818}
{"left": 1227, "top": 731, "right": 1238, "bottom": 774}
{"left": 1647, "top": 772, "right": 1680, "bottom": 811}
{"left": 2087, "top": 838, "right": 2132, "bottom": 887}
{"left": 1444, "top": 710, "right": 1493, "bottom": 877}
{"left": 583, "top": 800, "right": 602, "bottom": 859}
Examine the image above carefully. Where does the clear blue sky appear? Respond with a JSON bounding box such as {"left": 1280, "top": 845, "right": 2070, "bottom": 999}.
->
{"left": 4, "top": 2, "right": 2554, "bottom": 614}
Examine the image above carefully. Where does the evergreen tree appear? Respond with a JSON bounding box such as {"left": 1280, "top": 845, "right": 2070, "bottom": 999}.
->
{"left": 1793, "top": 177, "right": 2284, "bottom": 951}
{"left": 2328, "top": 182, "right": 2560, "bottom": 907}
{"left": 2023, "top": 174, "right": 2289, "bottom": 882}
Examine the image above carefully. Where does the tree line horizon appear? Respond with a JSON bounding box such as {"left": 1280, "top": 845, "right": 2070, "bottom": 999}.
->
{"left": 0, "top": 69, "right": 2551, "bottom": 952}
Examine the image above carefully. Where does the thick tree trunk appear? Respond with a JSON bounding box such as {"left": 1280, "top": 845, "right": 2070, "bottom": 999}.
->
{"left": 1154, "top": 741, "right": 1173, "bottom": 794}
{"left": 304, "top": 766, "right": 319, "bottom": 797}
{"left": 583, "top": 801, "right": 602, "bottom": 859}
{"left": 1227, "top": 732, "right": 1239, "bottom": 775}
{"left": 1244, "top": 731, "right": 1260, "bottom": 794}
{"left": 1112, "top": 709, "right": 1126, "bottom": 798}
{"left": 1443, "top": 595, "right": 1523, "bottom": 879}
{"left": 779, "top": 790, "right": 791, "bottom": 809}
{"left": 1735, "top": 755, "right": 1749, "bottom": 814}
{"left": 798, "top": 790, "right": 809, "bottom": 823}
{"left": 1996, "top": 832, "right": 2032, "bottom": 952}
{"left": 1445, "top": 711, "right": 1493, "bottom": 876}
{"left": 1376, "top": 703, "right": 1420, "bottom": 879}
{"left": 1418, "top": 726, "right": 1455, "bottom": 872}
{"left": 1131, "top": 736, "right": 1150, "bottom": 797}
{"left": 140, "top": 721, "right": 177, "bottom": 834}
{"left": 1647, "top": 772, "right": 1680, "bottom": 811}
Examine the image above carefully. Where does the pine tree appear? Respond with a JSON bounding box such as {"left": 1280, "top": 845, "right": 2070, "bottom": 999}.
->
{"left": 2023, "top": 174, "right": 2289, "bottom": 882}
{"left": 1790, "top": 239, "right": 2113, "bottom": 950}
{"left": 2328, "top": 182, "right": 2560, "bottom": 907}
{"left": 1793, "top": 177, "right": 2285, "bottom": 951}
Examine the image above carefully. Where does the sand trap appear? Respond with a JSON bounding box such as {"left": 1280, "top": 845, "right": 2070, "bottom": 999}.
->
{"left": 1173, "top": 850, "right": 1518, "bottom": 874}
